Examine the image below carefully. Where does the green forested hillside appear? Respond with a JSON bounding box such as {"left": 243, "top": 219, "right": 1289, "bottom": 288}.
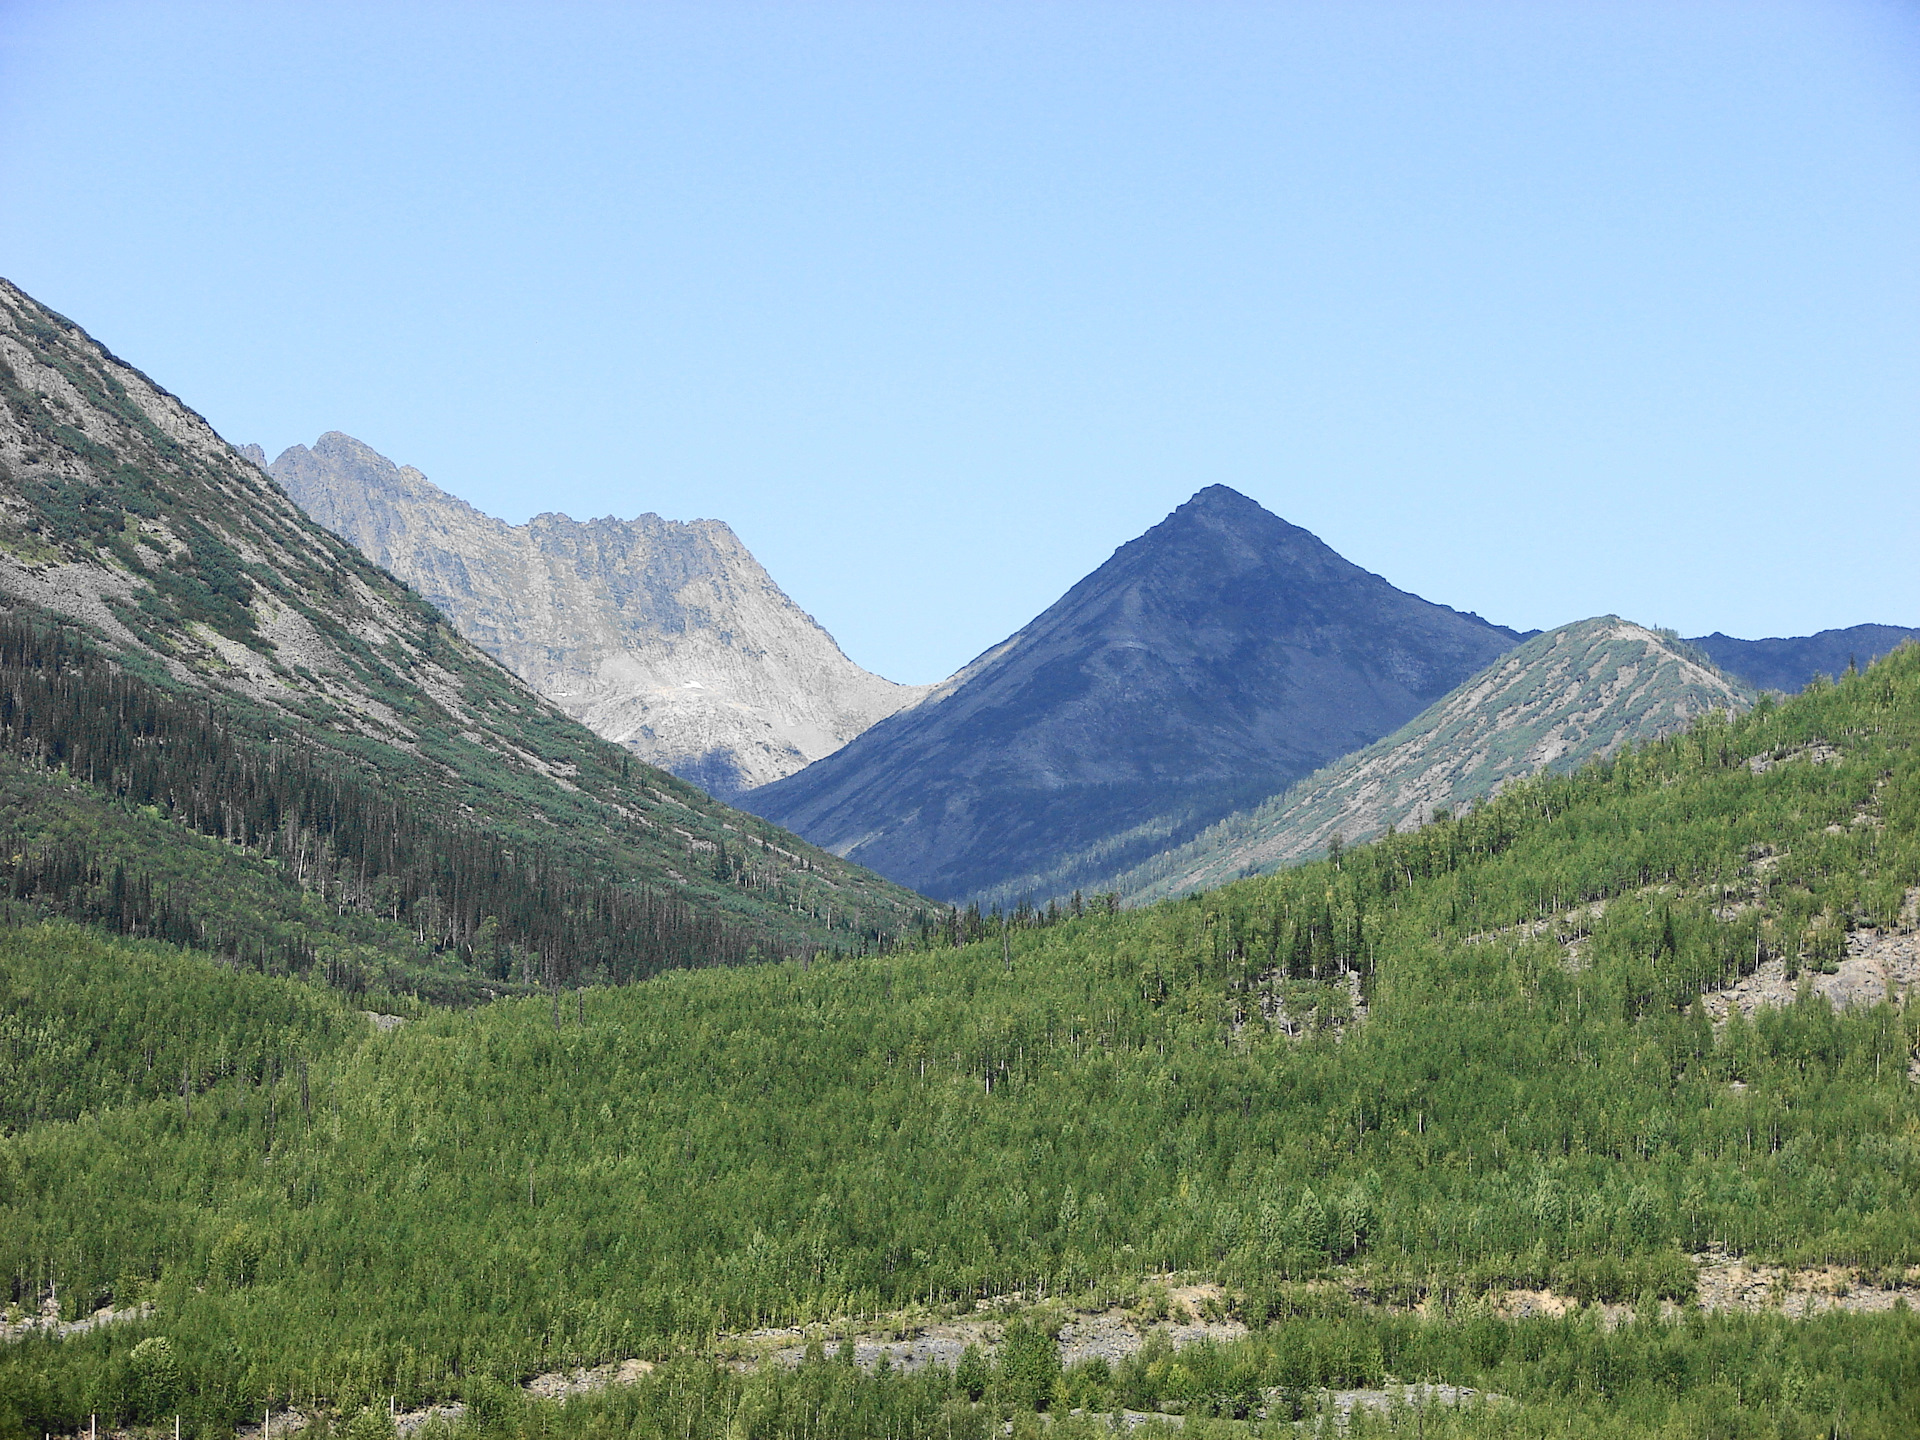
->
{"left": 0, "top": 610, "right": 906, "bottom": 1001}
{"left": 3, "top": 649, "right": 1920, "bottom": 1437}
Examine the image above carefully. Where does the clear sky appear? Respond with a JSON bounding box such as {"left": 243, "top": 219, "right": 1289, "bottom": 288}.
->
{"left": 3, "top": 2, "right": 1917, "bottom": 684}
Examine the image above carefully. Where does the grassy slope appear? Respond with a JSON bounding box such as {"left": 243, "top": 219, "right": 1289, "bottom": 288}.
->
{"left": 3, "top": 651, "right": 1920, "bottom": 1437}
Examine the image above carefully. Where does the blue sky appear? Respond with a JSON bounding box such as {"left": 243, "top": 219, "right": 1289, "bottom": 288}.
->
{"left": 3, "top": 1, "right": 1917, "bottom": 684}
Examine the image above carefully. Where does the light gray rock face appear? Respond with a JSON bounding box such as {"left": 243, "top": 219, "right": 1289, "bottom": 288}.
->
{"left": 271, "top": 433, "right": 928, "bottom": 797}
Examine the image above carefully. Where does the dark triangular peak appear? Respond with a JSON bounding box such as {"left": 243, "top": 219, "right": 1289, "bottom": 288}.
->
{"left": 1097, "top": 482, "right": 1347, "bottom": 581}
{"left": 745, "top": 486, "right": 1523, "bottom": 903}
{"left": 1166, "top": 481, "right": 1298, "bottom": 532}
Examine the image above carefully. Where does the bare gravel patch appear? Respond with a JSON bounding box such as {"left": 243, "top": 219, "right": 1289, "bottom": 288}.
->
{"left": 1700, "top": 919, "right": 1920, "bottom": 1026}
{"left": 524, "top": 1357, "right": 655, "bottom": 1399}
{"left": 0, "top": 1301, "right": 149, "bottom": 1342}
{"left": 1695, "top": 1253, "right": 1920, "bottom": 1317}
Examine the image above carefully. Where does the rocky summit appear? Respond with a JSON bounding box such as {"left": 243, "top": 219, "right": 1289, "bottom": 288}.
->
{"left": 271, "top": 433, "right": 928, "bottom": 797}
{"left": 1100, "top": 616, "right": 1753, "bottom": 904}
{"left": 744, "top": 485, "right": 1524, "bottom": 902}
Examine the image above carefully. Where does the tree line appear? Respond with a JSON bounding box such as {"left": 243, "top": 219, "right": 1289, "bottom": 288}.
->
{"left": 0, "top": 610, "right": 796, "bottom": 988}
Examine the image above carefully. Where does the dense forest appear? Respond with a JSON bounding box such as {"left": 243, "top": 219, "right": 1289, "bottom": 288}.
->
{"left": 2, "top": 648, "right": 1919, "bottom": 1437}
{"left": 0, "top": 612, "right": 936, "bottom": 999}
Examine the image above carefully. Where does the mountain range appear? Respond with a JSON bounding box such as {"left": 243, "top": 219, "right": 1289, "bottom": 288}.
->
{"left": 1688, "top": 624, "right": 1920, "bottom": 693}
{"left": 11, "top": 599, "right": 1920, "bottom": 1440}
{"left": 265, "top": 432, "right": 927, "bottom": 798}
{"left": 6, "top": 277, "right": 1920, "bottom": 1440}
{"left": 743, "top": 485, "right": 1525, "bottom": 902}
{"left": 255, "top": 428, "right": 1918, "bottom": 912}
{"left": 0, "top": 277, "right": 925, "bottom": 983}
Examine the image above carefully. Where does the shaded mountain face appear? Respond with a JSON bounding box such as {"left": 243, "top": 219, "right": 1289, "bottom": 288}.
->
{"left": 271, "top": 433, "right": 928, "bottom": 798}
{"left": 743, "top": 486, "right": 1523, "bottom": 902}
{"left": 1102, "top": 617, "right": 1752, "bottom": 904}
{"left": 1687, "top": 625, "right": 1920, "bottom": 694}
{"left": 0, "top": 277, "right": 927, "bottom": 963}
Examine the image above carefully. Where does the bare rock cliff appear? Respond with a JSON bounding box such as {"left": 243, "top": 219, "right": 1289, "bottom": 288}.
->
{"left": 271, "top": 433, "right": 928, "bottom": 797}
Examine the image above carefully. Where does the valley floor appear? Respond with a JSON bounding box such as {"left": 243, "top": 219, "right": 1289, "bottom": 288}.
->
{"left": 70, "top": 1254, "right": 1897, "bottom": 1440}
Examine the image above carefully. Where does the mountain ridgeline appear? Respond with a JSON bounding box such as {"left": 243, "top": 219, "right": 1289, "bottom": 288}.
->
{"left": 1098, "top": 616, "right": 1754, "bottom": 903}
{"left": 269, "top": 433, "right": 929, "bottom": 798}
{"left": 745, "top": 486, "right": 1524, "bottom": 903}
{"left": 0, "top": 277, "right": 930, "bottom": 992}
{"left": 1688, "top": 624, "right": 1920, "bottom": 695}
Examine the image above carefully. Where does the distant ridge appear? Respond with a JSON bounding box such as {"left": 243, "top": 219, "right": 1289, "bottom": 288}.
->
{"left": 1685, "top": 624, "right": 1920, "bottom": 694}
{"left": 272, "top": 432, "right": 929, "bottom": 797}
{"left": 745, "top": 486, "right": 1523, "bottom": 902}
{"left": 1090, "top": 616, "right": 1751, "bottom": 904}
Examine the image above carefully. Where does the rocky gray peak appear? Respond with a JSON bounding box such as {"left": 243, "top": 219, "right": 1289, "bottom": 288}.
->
{"left": 272, "top": 433, "right": 929, "bottom": 797}
{"left": 745, "top": 485, "right": 1525, "bottom": 902}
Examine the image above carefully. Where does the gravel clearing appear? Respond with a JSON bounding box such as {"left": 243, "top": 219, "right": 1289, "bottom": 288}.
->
{"left": 0, "top": 1301, "right": 149, "bottom": 1343}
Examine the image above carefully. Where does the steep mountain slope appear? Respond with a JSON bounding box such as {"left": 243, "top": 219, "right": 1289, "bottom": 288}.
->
{"left": 270, "top": 433, "right": 928, "bottom": 798}
{"left": 1099, "top": 617, "right": 1751, "bottom": 903}
{"left": 744, "top": 486, "right": 1522, "bottom": 902}
{"left": 1686, "top": 623, "right": 1920, "bottom": 693}
{"left": 0, "top": 277, "right": 928, "bottom": 968}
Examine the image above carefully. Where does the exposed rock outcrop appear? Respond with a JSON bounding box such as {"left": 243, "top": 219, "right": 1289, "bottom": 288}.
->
{"left": 271, "top": 433, "right": 928, "bottom": 797}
